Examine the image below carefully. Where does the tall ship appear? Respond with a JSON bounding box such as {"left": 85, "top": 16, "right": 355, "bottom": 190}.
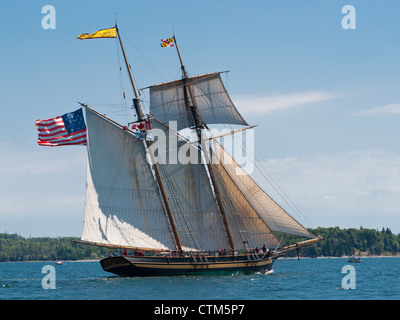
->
{"left": 36, "top": 25, "right": 321, "bottom": 276}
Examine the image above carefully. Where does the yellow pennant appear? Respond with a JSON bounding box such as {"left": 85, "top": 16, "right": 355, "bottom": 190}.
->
{"left": 77, "top": 27, "right": 117, "bottom": 40}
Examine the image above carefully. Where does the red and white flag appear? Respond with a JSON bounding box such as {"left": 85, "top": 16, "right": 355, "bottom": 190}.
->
{"left": 36, "top": 108, "right": 87, "bottom": 147}
{"left": 130, "top": 120, "right": 152, "bottom": 140}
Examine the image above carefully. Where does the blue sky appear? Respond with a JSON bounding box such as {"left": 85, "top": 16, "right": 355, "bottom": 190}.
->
{"left": 1, "top": 0, "right": 400, "bottom": 236}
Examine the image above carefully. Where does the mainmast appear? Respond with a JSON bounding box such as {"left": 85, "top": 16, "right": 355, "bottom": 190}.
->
{"left": 116, "top": 25, "right": 183, "bottom": 252}
{"left": 173, "top": 36, "right": 236, "bottom": 252}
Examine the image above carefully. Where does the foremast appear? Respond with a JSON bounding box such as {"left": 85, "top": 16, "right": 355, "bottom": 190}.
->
{"left": 173, "top": 36, "right": 236, "bottom": 252}
{"left": 115, "top": 25, "right": 183, "bottom": 253}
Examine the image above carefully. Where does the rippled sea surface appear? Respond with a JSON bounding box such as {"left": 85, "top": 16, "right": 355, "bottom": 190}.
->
{"left": 1, "top": 257, "right": 400, "bottom": 300}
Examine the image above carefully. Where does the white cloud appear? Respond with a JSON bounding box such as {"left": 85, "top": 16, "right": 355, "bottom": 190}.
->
{"left": 354, "top": 103, "right": 400, "bottom": 116}
{"left": 233, "top": 91, "right": 336, "bottom": 115}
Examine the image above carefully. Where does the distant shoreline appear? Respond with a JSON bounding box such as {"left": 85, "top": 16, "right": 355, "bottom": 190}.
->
{"left": 2, "top": 227, "right": 400, "bottom": 262}
{"left": 2, "top": 255, "right": 400, "bottom": 263}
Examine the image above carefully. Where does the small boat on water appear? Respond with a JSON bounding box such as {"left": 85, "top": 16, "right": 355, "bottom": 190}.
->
{"left": 55, "top": 260, "right": 63, "bottom": 265}
{"left": 347, "top": 256, "right": 361, "bottom": 263}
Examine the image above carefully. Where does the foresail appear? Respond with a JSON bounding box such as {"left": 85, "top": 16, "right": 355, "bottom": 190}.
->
{"left": 213, "top": 141, "right": 315, "bottom": 239}
{"left": 81, "top": 108, "right": 175, "bottom": 251}
{"left": 150, "top": 119, "right": 230, "bottom": 251}
{"left": 149, "top": 73, "right": 248, "bottom": 130}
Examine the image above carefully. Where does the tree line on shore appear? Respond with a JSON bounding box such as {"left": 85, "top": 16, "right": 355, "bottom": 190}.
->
{"left": 279, "top": 226, "right": 400, "bottom": 258}
{"left": 0, "top": 226, "right": 399, "bottom": 262}
{"left": 0, "top": 235, "right": 108, "bottom": 262}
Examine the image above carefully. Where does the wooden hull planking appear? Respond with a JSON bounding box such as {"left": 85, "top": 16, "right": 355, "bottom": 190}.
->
{"left": 100, "top": 254, "right": 277, "bottom": 277}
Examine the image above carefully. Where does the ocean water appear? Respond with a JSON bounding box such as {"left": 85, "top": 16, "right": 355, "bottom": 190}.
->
{"left": 1, "top": 257, "right": 400, "bottom": 300}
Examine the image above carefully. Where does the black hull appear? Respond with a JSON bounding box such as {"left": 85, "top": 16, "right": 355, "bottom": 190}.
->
{"left": 100, "top": 254, "right": 277, "bottom": 277}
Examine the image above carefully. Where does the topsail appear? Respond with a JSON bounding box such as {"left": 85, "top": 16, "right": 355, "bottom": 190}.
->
{"left": 148, "top": 72, "right": 248, "bottom": 130}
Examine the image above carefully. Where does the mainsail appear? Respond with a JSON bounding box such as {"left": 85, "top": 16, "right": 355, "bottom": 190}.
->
{"left": 81, "top": 108, "right": 175, "bottom": 251}
{"left": 148, "top": 72, "right": 248, "bottom": 130}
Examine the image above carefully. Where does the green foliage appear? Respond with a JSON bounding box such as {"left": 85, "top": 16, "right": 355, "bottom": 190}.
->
{"left": 1, "top": 227, "right": 400, "bottom": 261}
{"left": 276, "top": 226, "right": 400, "bottom": 258}
{"left": 0, "top": 233, "right": 108, "bottom": 262}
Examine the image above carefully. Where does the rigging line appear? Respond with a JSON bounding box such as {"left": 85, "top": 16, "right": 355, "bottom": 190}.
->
{"left": 247, "top": 150, "right": 310, "bottom": 230}
{"left": 86, "top": 103, "right": 131, "bottom": 108}
{"left": 115, "top": 35, "right": 128, "bottom": 119}
{"left": 205, "top": 163, "right": 242, "bottom": 251}
{"left": 218, "top": 123, "right": 304, "bottom": 223}
{"left": 151, "top": 117, "right": 198, "bottom": 145}
{"left": 226, "top": 128, "right": 313, "bottom": 230}
{"left": 244, "top": 126, "right": 313, "bottom": 228}
{"left": 175, "top": 42, "right": 201, "bottom": 77}
{"left": 142, "top": 140, "right": 178, "bottom": 251}
{"left": 254, "top": 160, "right": 306, "bottom": 221}
{"left": 151, "top": 136, "right": 194, "bottom": 251}
{"left": 213, "top": 137, "right": 291, "bottom": 236}
{"left": 157, "top": 161, "right": 202, "bottom": 251}
{"left": 153, "top": 126, "right": 257, "bottom": 157}
{"left": 232, "top": 125, "right": 298, "bottom": 206}
{"left": 249, "top": 137, "right": 314, "bottom": 228}
{"left": 161, "top": 142, "right": 227, "bottom": 251}
{"left": 142, "top": 72, "right": 226, "bottom": 91}
{"left": 213, "top": 170, "right": 250, "bottom": 251}
{"left": 103, "top": 108, "right": 131, "bottom": 114}
{"left": 119, "top": 30, "right": 169, "bottom": 83}
{"left": 138, "top": 90, "right": 150, "bottom": 114}
{"left": 212, "top": 142, "right": 282, "bottom": 245}
{"left": 252, "top": 150, "right": 314, "bottom": 228}
{"left": 142, "top": 73, "right": 231, "bottom": 126}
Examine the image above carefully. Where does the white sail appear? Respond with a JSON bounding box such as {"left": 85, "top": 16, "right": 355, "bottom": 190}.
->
{"left": 81, "top": 108, "right": 176, "bottom": 250}
{"left": 150, "top": 119, "right": 230, "bottom": 251}
{"left": 148, "top": 72, "right": 248, "bottom": 130}
{"left": 213, "top": 141, "right": 315, "bottom": 238}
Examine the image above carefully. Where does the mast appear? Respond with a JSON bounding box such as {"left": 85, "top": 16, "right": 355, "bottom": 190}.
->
{"left": 115, "top": 25, "right": 143, "bottom": 121}
{"left": 173, "top": 36, "right": 203, "bottom": 132}
{"left": 173, "top": 36, "right": 236, "bottom": 251}
{"left": 116, "top": 25, "right": 183, "bottom": 252}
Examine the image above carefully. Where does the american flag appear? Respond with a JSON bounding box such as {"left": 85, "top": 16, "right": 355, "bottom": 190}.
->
{"left": 36, "top": 108, "right": 87, "bottom": 147}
